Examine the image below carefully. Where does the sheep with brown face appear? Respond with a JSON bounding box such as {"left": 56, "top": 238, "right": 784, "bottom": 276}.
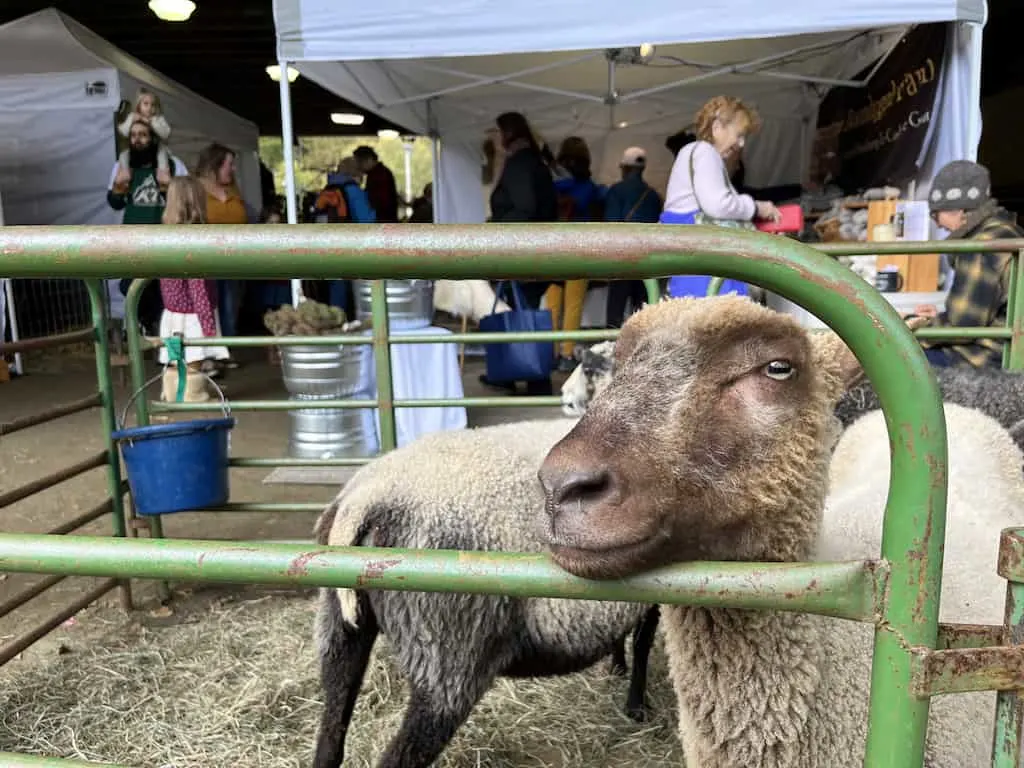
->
{"left": 538, "top": 295, "right": 1000, "bottom": 767}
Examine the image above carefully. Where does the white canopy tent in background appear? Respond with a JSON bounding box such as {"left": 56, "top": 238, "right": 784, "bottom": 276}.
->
{"left": 272, "top": 0, "right": 985, "bottom": 228}
{"left": 0, "top": 7, "right": 263, "bottom": 228}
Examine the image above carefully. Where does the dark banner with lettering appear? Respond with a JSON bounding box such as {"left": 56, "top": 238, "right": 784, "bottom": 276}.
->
{"left": 811, "top": 24, "right": 946, "bottom": 191}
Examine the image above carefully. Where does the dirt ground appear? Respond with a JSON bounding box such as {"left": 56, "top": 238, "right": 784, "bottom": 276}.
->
{"left": 0, "top": 343, "right": 566, "bottom": 653}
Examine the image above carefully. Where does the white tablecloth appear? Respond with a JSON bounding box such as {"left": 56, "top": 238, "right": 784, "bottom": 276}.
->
{"left": 364, "top": 325, "right": 467, "bottom": 448}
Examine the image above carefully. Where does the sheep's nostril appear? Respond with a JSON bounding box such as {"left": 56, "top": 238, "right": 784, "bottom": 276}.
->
{"left": 547, "top": 469, "right": 612, "bottom": 509}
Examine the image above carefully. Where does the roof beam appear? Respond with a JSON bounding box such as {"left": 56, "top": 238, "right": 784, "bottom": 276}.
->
{"left": 620, "top": 34, "right": 865, "bottom": 102}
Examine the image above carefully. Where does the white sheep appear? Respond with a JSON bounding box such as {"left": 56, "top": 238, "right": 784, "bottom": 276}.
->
{"left": 311, "top": 418, "right": 653, "bottom": 768}
{"left": 540, "top": 295, "right": 1018, "bottom": 767}
{"left": 433, "top": 279, "right": 510, "bottom": 322}
{"left": 560, "top": 340, "right": 615, "bottom": 417}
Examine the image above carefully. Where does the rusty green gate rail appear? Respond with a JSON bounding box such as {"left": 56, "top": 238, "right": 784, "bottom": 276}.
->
{"left": 0, "top": 279, "right": 129, "bottom": 671}
{"left": 0, "top": 223, "right": 1020, "bottom": 768}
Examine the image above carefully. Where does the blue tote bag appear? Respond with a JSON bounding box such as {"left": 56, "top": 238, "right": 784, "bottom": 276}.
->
{"left": 478, "top": 281, "right": 555, "bottom": 383}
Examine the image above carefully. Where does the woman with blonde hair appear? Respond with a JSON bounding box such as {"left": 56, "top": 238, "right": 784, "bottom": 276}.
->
{"left": 661, "top": 95, "right": 781, "bottom": 298}
{"left": 157, "top": 176, "right": 229, "bottom": 402}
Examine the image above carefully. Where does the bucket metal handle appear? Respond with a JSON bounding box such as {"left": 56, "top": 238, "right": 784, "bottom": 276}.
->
{"left": 119, "top": 367, "right": 231, "bottom": 431}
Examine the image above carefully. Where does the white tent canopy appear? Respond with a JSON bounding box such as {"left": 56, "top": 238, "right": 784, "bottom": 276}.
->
{"left": 0, "top": 8, "right": 262, "bottom": 226}
{"left": 272, "top": 0, "right": 985, "bottom": 224}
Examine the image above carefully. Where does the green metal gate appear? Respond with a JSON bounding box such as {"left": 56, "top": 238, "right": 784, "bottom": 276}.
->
{"left": 1, "top": 222, "right": 1024, "bottom": 768}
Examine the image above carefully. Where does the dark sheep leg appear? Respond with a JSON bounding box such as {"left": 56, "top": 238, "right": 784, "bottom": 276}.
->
{"left": 625, "top": 606, "right": 661, "bottom": 722}
{"left": 313, "top": 592, "right": 379, "bottom": 768}
{"left": 375, "top": 685, "right": 484, "bottom": 768}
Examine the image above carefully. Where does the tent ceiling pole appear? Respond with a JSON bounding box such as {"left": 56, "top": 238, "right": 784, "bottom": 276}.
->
{"left": 450, "top": 94, "right": 599, "bottom": 138}
{"left": 427, "top": 99, "right": 442, "bottom": 223}
{"left": 383, "top": 54, "right": 605, "bottom": 107}
{"left": 859, "top": 29, "right": 909, "bottom": 85}
{"left": 740, "top": 69, "right": 864, "bottom": 88}
{"left": 620, "top": 36, "right": 864, "bottom": 102}
{"left": 607, "top": 57, "right": 617, "bottom": 129}
{"left": 340, "top": 62, "right": 386, "bottom": 110}
{"left": 277, "top": 58, "right": 303, "bottom": 306}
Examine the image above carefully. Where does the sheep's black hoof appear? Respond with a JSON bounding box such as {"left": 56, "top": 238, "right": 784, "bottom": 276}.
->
{"left": 625, "top": 704, "right": 648, "bottom": 723}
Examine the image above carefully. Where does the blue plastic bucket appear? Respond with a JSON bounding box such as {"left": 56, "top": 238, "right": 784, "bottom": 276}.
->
{"left": 112, "top": 417, "right": 235, "bottom": 516}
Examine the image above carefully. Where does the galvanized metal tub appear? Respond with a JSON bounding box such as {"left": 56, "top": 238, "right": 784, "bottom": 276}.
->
{"left": 354, "top": 279, "right": 434, "bottom": 330}
{"left": 287, "top": 395, "right": 379, "bottom": 460}
{"left": 279, "top": 344, "right": 370, "bottom": 398}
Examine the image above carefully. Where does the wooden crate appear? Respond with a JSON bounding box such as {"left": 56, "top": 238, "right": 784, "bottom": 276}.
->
{"left": 869, "top": 200, "right": 940, "bottom": 292}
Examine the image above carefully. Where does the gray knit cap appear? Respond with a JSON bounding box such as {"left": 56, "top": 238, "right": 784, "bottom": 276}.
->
{"left": 929, "top": 160, "right": 991, "bottom": 212}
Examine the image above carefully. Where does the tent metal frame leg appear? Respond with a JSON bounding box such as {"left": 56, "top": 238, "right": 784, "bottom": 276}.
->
{"left": 277, "top": 57, "right": 303, "bottom": 307}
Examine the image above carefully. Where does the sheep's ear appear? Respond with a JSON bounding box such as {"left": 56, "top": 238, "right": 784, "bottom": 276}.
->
{"left": 810, "top": 331, "right": 865, "bottom": 399}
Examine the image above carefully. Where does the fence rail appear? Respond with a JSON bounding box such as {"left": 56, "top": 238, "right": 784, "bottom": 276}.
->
{"left": 1, "top": 223, "right": 1023, "bottom": 767}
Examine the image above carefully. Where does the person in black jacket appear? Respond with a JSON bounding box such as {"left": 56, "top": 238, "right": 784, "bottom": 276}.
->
{"left": 489, "top": 112, "right": 558, "bottom": 225}
{"left": 485, "top": 111, "right": 558, "bottom": 395}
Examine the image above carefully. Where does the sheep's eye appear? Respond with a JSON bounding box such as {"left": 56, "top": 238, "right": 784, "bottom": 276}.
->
{"left": 764, "top": 360, "right": 795, "bottom": 380}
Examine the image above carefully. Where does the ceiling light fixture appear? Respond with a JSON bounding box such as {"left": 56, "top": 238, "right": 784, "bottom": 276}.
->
{"left": 148, "top": 0, "right": 197, "bottom": 22}
{"left": 331, "top": 112, "right": 365, "bottom": 126}
{"left": 617, "top": 121, "right": 629, "bottom": 129}
{"left": 265, "top": 64, "right": 300, "bottom": 83}
{"left": 377, "top": 129, "right": 400, "bottom": 139}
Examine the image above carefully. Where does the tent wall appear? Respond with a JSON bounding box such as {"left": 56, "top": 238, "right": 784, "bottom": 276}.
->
{"left": 0, "top": 105, "right": 120, "bottom": 226}
{"left": 913, "top": 22, "right": 984, "bottom": 194}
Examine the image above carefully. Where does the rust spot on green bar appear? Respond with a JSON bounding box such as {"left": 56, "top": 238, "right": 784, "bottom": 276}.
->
{"left": 998, "top": 528, "right": 1024, "bottom": 582}
{"left": 356, "top": 558, "right": 403, "bottom": 587}
{"left": 286, "top": 550, "right": 333, "bottom": 578}
{"left": 937, "top": 623, "right": 1005, "bottom": 650}
{"left": 912, "top": 645, "right": 1024, "bottom": 697}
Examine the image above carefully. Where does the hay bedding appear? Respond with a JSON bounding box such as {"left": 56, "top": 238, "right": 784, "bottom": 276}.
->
{"left": 0, "top": 593, "right": 683, "bottom": 767}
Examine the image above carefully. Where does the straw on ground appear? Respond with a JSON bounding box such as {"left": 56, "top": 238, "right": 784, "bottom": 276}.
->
{"left": 0, "top": 590, "right": 683, "bottom": 767}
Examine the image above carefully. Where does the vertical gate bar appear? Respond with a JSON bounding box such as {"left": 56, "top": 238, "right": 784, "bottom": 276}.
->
{"left": 371, "top": 280, "right": 397, "bottom": 451}
{"left": 706, "top": 276, "right": 724, "bottom": 296}
{"left": 123, "top": 278, "right": 165, "bottom": 541}
{"left": 991, "top": 581, "right": 1024, "bottom": 768}
{"left": 1004, "top": 250, "right": 1024, "bottom": 371}
{"left": 863, "top": 384, "right": 946, "bottom": 765}
{"left": 122, "top": 278, "right": 169, "bottom": 603}
{"left": 124, "top": 278, "right": 153, "bottom": 429}
{"left": 642, "top": 278, "right": 660, "bottom": 305}
{"left": 85, "top": 281, "right": 133, "bottom": 611}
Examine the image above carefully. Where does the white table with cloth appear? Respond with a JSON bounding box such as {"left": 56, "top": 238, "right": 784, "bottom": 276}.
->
{"left": 352, "top": 325, "right": 467, "bottom": 451}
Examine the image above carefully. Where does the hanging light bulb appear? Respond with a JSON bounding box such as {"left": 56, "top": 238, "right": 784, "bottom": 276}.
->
{"left": 266, "top": 64, "right": 300, "bottom": 83}
{"left": 148, "top": 0, "right": 197, "bottom": 22}
{"left": 638, "top": 43, "right": 656, "bottom": 60}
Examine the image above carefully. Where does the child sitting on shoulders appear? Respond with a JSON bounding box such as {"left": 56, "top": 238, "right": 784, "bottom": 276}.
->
{"left": 118, "top": 88, "right": 173, "bottom": 188}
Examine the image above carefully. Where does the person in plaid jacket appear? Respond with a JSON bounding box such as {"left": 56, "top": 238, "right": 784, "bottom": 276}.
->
{"left": 913, "top": 160, "right": 1024, "bottom": 368}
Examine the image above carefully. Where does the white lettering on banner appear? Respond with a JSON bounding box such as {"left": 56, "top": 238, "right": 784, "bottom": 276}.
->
{"left": 844, "top": 110, "right": 931, "bottom": 161}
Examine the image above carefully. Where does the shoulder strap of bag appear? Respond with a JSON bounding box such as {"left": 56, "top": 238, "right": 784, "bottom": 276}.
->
{"left": 490, "top": 280, "right": 528, "bottom": 314}
{"left": 623, "top": 188, "right": 652, "bottom": 223}
{"left": 687, "top": 144, "right": 705, "bottom": 214}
